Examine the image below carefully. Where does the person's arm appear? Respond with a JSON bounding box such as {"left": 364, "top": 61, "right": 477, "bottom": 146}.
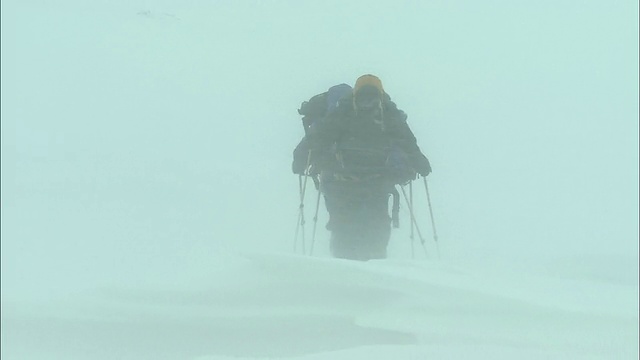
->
{"left": 388, "top": 113, "right": 432, "bottom": 176}
{"left": 306, "top": 112, "right": 344, "bottom": 172}
{"left": 292, "top": 137, "right": 310, "bottom": 175}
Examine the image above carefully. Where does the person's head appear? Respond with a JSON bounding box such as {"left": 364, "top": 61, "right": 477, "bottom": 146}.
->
{"left": 352, "top": 74, "right": 384, "bottom": 114}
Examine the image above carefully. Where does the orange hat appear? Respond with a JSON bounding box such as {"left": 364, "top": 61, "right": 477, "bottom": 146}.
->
{"left": 353, "top": 74, "right": 384, "bottom": 95}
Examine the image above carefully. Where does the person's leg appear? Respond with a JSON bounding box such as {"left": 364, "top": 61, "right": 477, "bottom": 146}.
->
{"left": 359, "top": 193, "right": 391, "bottom": 260}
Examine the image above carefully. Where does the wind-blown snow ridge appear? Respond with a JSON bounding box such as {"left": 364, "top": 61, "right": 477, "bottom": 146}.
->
{"left": 2, "top": 251, "right": 637, "bottom": 359}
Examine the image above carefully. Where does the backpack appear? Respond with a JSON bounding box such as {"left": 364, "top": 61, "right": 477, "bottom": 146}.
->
{"left": 298, "top": 84, "right": 352, "bottom": 135}
{"left": 293, "top": 84, "right": 352, "bottom": 175}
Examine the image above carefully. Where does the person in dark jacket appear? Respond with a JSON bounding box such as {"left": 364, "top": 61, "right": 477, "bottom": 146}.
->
{"left": 308, "top": 74, "right": 431, "bottom": 260}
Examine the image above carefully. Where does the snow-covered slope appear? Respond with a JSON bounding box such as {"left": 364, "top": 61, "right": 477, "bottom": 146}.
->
{"left": 2, "top": 251, "right": 637, "bottom": 359}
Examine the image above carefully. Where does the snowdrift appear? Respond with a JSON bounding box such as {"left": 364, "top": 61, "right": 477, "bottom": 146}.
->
{"left": 2, "top": 251, "right": 637, "bottom": 359}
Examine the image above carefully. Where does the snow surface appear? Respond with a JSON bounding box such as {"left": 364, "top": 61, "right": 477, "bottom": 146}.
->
{"left": 1, "top": 1, "right": 638, "bottom": 359}
{"left": 2, "top": 251, "right": 638, "bottom": 359}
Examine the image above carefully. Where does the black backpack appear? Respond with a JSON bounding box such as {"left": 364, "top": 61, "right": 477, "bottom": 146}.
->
{"left": 297, "top": 84, "right": 353, "bottom": 135}
{"left": 298, "top": 92, "right": 329, "bottom": 135}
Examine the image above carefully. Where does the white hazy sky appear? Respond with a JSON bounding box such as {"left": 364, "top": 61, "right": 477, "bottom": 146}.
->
{"left": 1, "top": 0, "right": 638, "bottom": 298}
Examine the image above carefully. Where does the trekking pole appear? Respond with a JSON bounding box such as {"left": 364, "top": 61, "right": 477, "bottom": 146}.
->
{"left": 294, "top": 176, "right": 304, "bottom": 252}
{"left": 309, "top": 185, "right": 322, "bottom": 256}
{"left": 399, "top": 185, "right": 428, "bottom": 258}
{"left": 423, "top": 176, "right": 440, "bottom": 259}
{"left": 294, "top": 151, "right": 312, "bottom": 254}
{"left": 409, "top": 181, "right": 415, "bottom": 259}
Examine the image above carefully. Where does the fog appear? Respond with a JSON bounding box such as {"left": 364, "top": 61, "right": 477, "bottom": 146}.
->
{"left": 1, "top": 1, "right": 638, "bottom": 358}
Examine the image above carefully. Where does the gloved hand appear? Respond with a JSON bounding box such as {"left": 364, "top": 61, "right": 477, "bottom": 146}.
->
{"left": 292, "top": 160, "right": 307, "bottom": 175}
{"left": 416, "top": 156, "right": 432, "bottom": 176}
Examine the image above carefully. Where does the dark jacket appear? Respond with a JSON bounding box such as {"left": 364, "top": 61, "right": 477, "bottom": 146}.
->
{"left": 308, "top": 93, "right": 431, "bottom": 182}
